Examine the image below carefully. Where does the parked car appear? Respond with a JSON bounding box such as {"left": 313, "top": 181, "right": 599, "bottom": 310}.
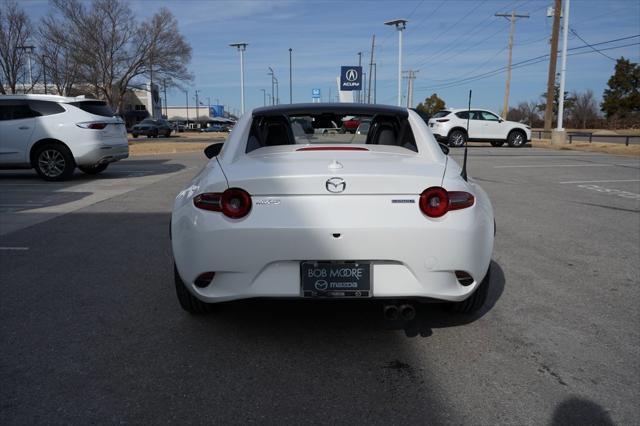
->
{"left": 340, "top": 116, "right": 360, "bottom": 133}
{"left": 200, "top": 124, "right": 229, "bottom": 133}
{"left": 171, "top": 104, "right": 494, "bottom": 317}
{"left": 0, "top": 94, "right": 128, "bottom": 181}
{"left": 428, "top": 109, "right": 531, "bottom": 147}
{"left": 131, "top": 118, "right": 172, "bottom": 138}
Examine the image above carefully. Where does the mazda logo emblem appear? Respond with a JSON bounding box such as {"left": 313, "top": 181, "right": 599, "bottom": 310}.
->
{"left": 345, "top": 69, "right": 358, "bottom": 82}
{"left": 326, "top": 177, "right": 346, "bottom": 193}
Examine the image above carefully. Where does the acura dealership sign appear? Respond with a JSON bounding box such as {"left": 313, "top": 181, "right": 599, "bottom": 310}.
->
{"left": 340, "top": 66, "right": 362, "bottom": 91}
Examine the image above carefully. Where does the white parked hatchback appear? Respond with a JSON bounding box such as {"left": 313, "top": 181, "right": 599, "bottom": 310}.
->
{"left": 428, "top": 108, "right": 531, "bottom": 148}
{"left": 0, "top": 94, "right": 129, "bottom": 180}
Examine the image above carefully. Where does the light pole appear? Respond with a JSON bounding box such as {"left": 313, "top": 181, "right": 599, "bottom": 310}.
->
{"left": 268, "top": 67, "right": 275, "bottom": 105}
{"left": 260, "top": 89, "right": 266, "bottom": 106}
{"left": 289, "top": 48, "right": 293, "bottom": 104}
{"left": 357, "top": 52, "right": 362, "bottom": 102}
{"left": 185, "top": 90, "right": 189, "bottom": 128}
{"left": 229, "top": 42, "right": 248, "bottom": 115}
{"left": 195, "top": 89, "right": 200, "bottom": 128}
{"left": 275, "top": 78, "right": 279, "bottom": 105}
{"left": 384, "top": 19, "right": 407, "bottom": 107}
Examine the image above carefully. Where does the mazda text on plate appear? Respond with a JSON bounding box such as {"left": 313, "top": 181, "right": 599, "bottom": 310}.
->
{"left": 171, "top": 104, "right": 494, "bottom": 318}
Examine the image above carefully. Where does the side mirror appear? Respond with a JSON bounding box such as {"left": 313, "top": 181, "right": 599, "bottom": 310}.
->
{"left": 498, "top": 118, "right": 504, "bottom": 123}
{"left": 438, "top": 142, "right": 450, "bottom": 155}
{"left": 204, "top": 143, "right": 223, "bottom": 159}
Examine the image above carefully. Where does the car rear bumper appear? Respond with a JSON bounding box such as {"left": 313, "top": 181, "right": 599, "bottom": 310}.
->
{"left": 75, "top": 143, "right": 129, "bottom": 166}
{"left": 172, "top": 194, "right": 494, "bottom": 304}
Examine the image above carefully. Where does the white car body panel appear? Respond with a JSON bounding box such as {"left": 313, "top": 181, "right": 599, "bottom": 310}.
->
{"left": 0, "top": 94, "right": 128, "bottom": 168}
{"left": 172, "top": 104, "right": 494, "bottom": 304}
{"left": 428, "top": 108, "right": 532, "bottom": 143}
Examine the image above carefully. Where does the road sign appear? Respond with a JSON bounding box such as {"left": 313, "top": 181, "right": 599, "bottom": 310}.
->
{"left": 312, "top": 88, "right": 321, "bottom": 98}
{"left": 340, "top": 66, "right": 362, "bottom": 91}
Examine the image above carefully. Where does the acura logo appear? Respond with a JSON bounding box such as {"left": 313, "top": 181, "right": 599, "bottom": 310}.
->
{"left": 326, "top": 177, "right": 346, "bottom": 193}
{"left": 345, "top": 69, "right": 358, "bottom": 82}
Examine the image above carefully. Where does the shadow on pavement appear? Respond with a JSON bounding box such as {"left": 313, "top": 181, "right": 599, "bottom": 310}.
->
{"left": 551, "top": 397, "right": 615, "bottom": 425}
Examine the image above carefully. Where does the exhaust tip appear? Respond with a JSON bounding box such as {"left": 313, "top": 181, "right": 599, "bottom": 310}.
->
{"left": 399, "top": 304, "right": 416, "bottom": 321}
{"left": 383, "top": 305, "right": 399, "bottom": 320}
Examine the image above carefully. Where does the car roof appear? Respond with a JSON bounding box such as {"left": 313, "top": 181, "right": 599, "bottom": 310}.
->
{"left": 447, "top": 108, "right": 496, "bottom": 113}
{"left": 0, "top": 94, "right": 103, "bottom": 104}
{"left": 252, "top": 103, "right": 408, "bottom": 117}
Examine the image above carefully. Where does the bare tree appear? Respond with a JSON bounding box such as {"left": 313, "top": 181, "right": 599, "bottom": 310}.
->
{"left": 38, "top": 13, "right": 81, "bottom": 96}
{"left": 47, "top": 0, "right": 192, "bottom": 112}
{"left": 507, "top": 101, "right": 541, "bottom": 126}
{"left": 0, "top": 0, "right": 32, "bottom": 94}
{"left": 570, "top": 90, "right": 600, "bottom": 129}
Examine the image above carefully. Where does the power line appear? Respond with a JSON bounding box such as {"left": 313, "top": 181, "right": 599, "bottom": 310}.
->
{"left": 570, "top": 28, "right": 616, "bottom": 61}
{"left": 414, "top": 39, "right": 640, "bottom": 92}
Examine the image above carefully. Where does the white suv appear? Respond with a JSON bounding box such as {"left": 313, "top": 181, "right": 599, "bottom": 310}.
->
{"left": 0, "top": 94, "right": 129, "bottom": 181}
{"left": 428, "top": 108, "right": 531, "bottom": 148}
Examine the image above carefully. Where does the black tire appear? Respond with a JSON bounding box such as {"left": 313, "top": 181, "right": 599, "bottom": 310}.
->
{"left": 174, "top": 264, "right": 211, "bottom": 314}
{"left": 79, "top": 163, "right": 109, "bottom": 175}
{"left": 153, "top": 130, "right": 159, "bottom": 139}
{"left": 507, "top": 130, "right": 527, "bottom": 147}
{"left": 449, "top": 265, "right": 491, "bottom": 314}
{"left": 490, "top": 141, "right": 505, "bottom": 147}
{"left": 132, "top": 133, "right": 138, "bottom": 138}
{"left": 33, "top": 143, "right": 75, "bottom": 181}
{"left": 165, "top": 131, "right": 171, "bottom": 138}
{"left": 448, "top": 129, "right": 467, "bottom": 147}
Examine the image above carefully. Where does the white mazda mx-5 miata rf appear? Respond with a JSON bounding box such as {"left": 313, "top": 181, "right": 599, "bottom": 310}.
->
{"left": 171, "top": 104, "right": 494, "bottom": 319}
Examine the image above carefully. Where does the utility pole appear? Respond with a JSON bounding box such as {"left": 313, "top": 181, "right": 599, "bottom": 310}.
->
{"left": 495, "top": 10, "right": 529, "bottom": 118}
{"left": 268, "top": 67, "right": 275, "bottom": 105}
{"left": 367, "top": 35, "right": 375, "bottom": 104}
{"left": 373, "top": 63, "right": 377, "bottom": 104}
{"left": 403, "top": 70, "right": 418, "bottom": 108}
{"left": 261, "top": 89, "right": 266, "bottom": 106}
{"left": 544, "top": 0, "right": 562, "bottom": 131}
{"left": 557, "top": 0, "right": 570, "bottom": 131}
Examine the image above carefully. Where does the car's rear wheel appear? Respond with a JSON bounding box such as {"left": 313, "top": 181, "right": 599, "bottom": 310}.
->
{"left": 165, "top": 130, "right": 171, "bottom": 137}
{"left": 79, "top": 163, "right": 109, "bottom": 175}
{"left": 153, "top": 130, "right": 159, "bottom": 138}
{"left": 490, "top": 141, "right": 505, "bottom": 147}
{"left": 33, "top": 144, "right": 75, "bottom": 181}
{"left": 448, "top": 129, "right": 467, "bottom": 147}
{"left": 449, "top": 265, "right": 491, "bottom": 314}
{"left": 507, "top": 130, "right": 526, "bottom": 147}
{"left": 174, "top": 264, "right": 212, "bottom": 314}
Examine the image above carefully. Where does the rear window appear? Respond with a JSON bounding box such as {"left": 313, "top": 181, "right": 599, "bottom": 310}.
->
{"left": 246, "top": 112, "right": 417, "bottom": 153}
{"left": 432, "top": 111, "right": 450, "bottom": 118}
{"left": 28, "top": 100, "right": 65, "bottom": 116}
{"left": 69, "top": 101, "right": 114, "bottom": 117}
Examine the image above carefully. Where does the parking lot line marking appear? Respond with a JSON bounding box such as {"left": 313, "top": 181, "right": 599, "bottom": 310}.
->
{"left": 560, "top": 179, "right": 640, "bottom": 184}
{"left": 0, "top": 247, "right": 29, "bottom": 250}
{"left": 494, "top": 164, "right": 616, "bottom": 168}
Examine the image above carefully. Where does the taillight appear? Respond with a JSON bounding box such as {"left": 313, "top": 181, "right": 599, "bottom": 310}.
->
{"left": 76, "top": 122, "right": 108, "bottom": 129}
{"left": 436, "top": 119, "right": 450, "bottom": 123}
{"left": 193, "top": 188, "right": 252, "bottom": 219}
{"left": 419, "top": 187, "right": 474, "bottom": 218}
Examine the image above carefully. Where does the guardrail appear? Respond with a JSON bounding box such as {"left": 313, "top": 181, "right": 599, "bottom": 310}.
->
{"left": 531, "top": 130, "right": 639, "bottom": 146}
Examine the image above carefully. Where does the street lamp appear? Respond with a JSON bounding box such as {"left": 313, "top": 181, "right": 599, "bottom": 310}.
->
{"left": 229, "top": 42, "right": 248, "bottom": 115}
{"left": 289, "top": 48, "right": 293, "bottom": 104}
{"left": 384, "top": 19, "right": 407, "bottom": 106}
{"left": 268, "top": 67, "right": 276, "bottom": 106}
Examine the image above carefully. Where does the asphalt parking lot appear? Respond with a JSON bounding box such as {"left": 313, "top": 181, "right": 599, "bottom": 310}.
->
{"left": 1, "top": 146, "right": 638, "bottom": 424}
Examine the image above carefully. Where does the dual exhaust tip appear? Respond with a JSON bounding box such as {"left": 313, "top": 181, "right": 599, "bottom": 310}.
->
{"left": 383, "top": 303, "right": 416, "bottom": 321}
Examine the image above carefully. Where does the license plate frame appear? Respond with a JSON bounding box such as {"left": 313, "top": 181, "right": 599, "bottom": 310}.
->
{"left": 300, "top": 261, "right": 371, "bottom": 298}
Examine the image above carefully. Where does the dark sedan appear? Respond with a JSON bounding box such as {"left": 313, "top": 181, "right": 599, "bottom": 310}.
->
{"left": 131, "top": 119, "right": 172, "bottom": 138}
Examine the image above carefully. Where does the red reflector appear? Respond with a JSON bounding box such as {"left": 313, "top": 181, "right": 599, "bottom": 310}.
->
{"left": 77, "top": 122, "right": 108, "bottom": 129}
{"left": 449, "top": 191, "right": 475, "bottom": 210}
{"left": 296, "top": 146, "right": 369, "bottom": 151}
{"left": 194, "top": 272, "right": 215, "bottom": 288}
